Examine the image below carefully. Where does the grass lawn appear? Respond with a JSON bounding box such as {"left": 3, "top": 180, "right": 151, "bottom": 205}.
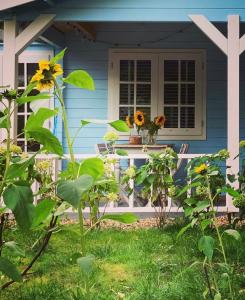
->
{"left": 1, "top": 222, "right": 245, "bottom": 300}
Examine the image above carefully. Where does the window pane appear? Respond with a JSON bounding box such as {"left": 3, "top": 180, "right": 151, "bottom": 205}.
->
{"left": 27, "top": 102, "right": 33, "bottom": 113}
{"left": 120, "top": 60, "right": 134, "bottom": 81}
{"left": 164, "top": 107, "right": 178, "bottom": 128}
{"left": 136, "top": 84, "right": 151, "bottom": 105}
{"left": 18, "top": 104, "right": 25, "bottom": 113}
{"left": 17, "top": 115, "right": 25, "bottom": 137}
{"left": 181, "top": 60, "right": 195, "bottom": 81}
{"left": 164, "top": 60, "right": 178, "bottom": 81}
{"left": 180, "top": 84, "right": 195, "bottom": 105}
{"left": 136, "top": 107, "right": 151, "bottom": 119}
{"left": 137, "top": 60, "right": 151, "bottom": 82}
{"left": 164, "top": 84, "right": 178, "bottom": 105}
{"left": 120, "top": 84, "right": 134, "bottom": 105}
{"left": 119, "top": 107, "right": 134, "bottom": 121}
{"left": 17, "top": 140, "right": 25, "bottom": 151}
{"left": 18, "top": 63, "right": 25, "bottom": 87}
{"left": 180, "top": 107, "right": 195, "bottom": 128}
{"left": 27, "top": 63, "right": 38, "bottom": 84}
{"left": 27, "top": 141, "right": 40, "bottom": 152}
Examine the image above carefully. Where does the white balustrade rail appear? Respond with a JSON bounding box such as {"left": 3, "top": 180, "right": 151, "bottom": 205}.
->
{"left": 33, "top": 153, "right": 238, "bottom": 213}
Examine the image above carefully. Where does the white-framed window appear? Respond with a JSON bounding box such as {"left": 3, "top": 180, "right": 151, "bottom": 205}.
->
{"left": 108, "top": 49, "right": 206, "bottom": 140}
{"left": 17, "top": 50, "right": 53, "bottom": 152}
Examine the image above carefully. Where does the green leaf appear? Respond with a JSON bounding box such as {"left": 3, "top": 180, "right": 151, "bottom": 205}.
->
{"left": 223, "top": 229, "right": 241, "bottom": 241}
{"left": 177, "top": 223, "right": 192, "bottom": 239}
{"left": 50, "top": 48, "right": 67, "bottom": 64}
{"left": 63, "top": 70, "right": 94, "bottom": 90}
{"left": 109, "top": 120, "right": 130, "bottom": 132}
{"left": 0, "top": 257, "right": 22, "bottom": 282}
{"left": 101, "top": 213, "right": 139, "bottom": 224}
{"left": 17, "top": 93, "right": 50, "bottom": 105}
{"left": 32, "top": 199, "right": 56, "bottom": 228}
{"left": 214, "top": 293, "right": 222, "bottom": 300}
{"left": 194, "top": 200, "right": 210, "bottom": 213}
{"left": 79, "top": 158, "right": 104, "bottom": 180}
{"left": 57, "top": 175, "right": 94, "bottom": 208}
{"left": 184, "top": 198, "right": 197, "bottom": 206}
{"left": 225, "top": 187, "right": 240, "bottom": 197}
{"left": 3, "top": 184, "right": 35, "bottom": 230}
{"left": 0, "top": 114, "right": 7, "bottom": 129}
{"left": 198, "top": 235, "right": 215, "bottom": 260}
{"left": 81, "top": 120, "right": 90, "bottom": 127}
{"left": 21, "top": 82, "right": 36, "bottom": 98}
{"left": 7, "top": 156, "right": 35, "bottom": 179}
{"left": 116, "top": 149, "right": 128, "bottom": 156}
{"left": 77, "top": 254, "right": 95, "bottom": 276}
{"left": 4, "top": 241, "right": 25, "bottom": 257}
{"left": 27, "top": 127, "right": 63, "bottom": 156}
{"left": 200, "top": 219, "right": 212, "bottom": 231}
{"left": 184, "top": 206, "right": 194, "bottom": 217}
{"left": 25, "top": 107, "right": 58, "bottom": 132}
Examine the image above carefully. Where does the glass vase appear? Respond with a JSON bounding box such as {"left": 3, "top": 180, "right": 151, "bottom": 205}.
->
{"left": 147, "top": 133, "right": 157, "bottom": 145}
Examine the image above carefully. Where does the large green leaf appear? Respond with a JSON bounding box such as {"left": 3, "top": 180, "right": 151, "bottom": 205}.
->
{"left": 79, "top": 158, "right": 104, "bottom": 180}
{"left": 194, "top": 200, "right": 210, "bottom": 213}
{"left": 0, "top": 257, "right": 22, "bottom": 282}
{"left": 21, "top": 82, "right": 36, "bottom": 97}
{"left": 57, "top": 175, "right": 94, "bottom": 208}
{"left": 198, "top": 235, "right": 215, "bottom": 261}
{"left": 0, "top": 113, "right": 7, "bottom": 129}
{"left": 109, "top": 120, "right": 130, "bottom": 132}
{"left": 77, "top": 254, "right": 95, "bottom": 276}
{"left": 27, "top": 127, "right": 63, "bottom": 156}
{"left": 50, "top": 48, "right": 67, "bottom": 64}
{"left": 17, "top": 93, "right": 50, "bottom": 105}
{"left": 116, "top": 149, "right": 128, "bottom": 156}
{"left": 4, "top": 241, "right": 25, "bottom": 257}
{"left": 101, "top": 213, "right": 139, "bottom": 224}
{"left": 32, "top": 199, "right": 56, "bottom": 228}
{"left": 63, "top": 70, "right": 94, "bottom": 90}
{"left": 25, "top": 107, "right": 58, "bottom": 132}
{"left": 3, "top": 184, "right": 35, "bottom": 230}
{"left": 6, "top": 155, "right": 35, "bottom": 179}
{"left": 223, "top": 229, "right": 241, "bottom": 241}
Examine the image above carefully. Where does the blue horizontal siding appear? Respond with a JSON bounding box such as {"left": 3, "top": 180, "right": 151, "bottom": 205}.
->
{"left": 4, "top": 0, "right": 245, "bottom": 22}
{"left": 59, "top": 22, "right": 245, "bottom": 154}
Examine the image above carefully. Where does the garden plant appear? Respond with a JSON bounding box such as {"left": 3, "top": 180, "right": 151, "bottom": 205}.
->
{"left": 0, "top": 49, "right": 137, "bottom": 290}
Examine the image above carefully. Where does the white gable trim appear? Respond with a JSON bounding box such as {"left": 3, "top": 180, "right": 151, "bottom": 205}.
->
{"left": 0, "top": 0, "right": 35, "bottom": 11}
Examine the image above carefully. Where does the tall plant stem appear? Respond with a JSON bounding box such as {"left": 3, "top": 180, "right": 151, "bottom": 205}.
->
{"left": 54, "top": 80, "right": 86, "bottom": 251}
{"left": 0, "top": 101, "right": 12, "bottom": 197}
{"left": 206, "top": 177, "right": 233, "bottom": 300}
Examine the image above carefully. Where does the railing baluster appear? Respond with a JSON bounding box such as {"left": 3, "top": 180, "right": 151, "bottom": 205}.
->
{"left": 129, "top": 158, "right": 134, "bottom": 208}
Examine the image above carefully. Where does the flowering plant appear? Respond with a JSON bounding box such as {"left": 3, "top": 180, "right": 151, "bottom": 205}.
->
{"left": 145, "top": 115, "right": 165, "bottom": 136}
{"left": 126, "top": 111, "right": 145, "bottom": 135}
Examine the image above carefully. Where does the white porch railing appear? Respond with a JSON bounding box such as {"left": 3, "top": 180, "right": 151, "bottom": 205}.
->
{"left": 33, "top": 153, "right": 239, "bottom": 213}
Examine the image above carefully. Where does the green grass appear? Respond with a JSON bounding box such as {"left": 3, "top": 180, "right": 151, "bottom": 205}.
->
{"left": 1, "top": 222, "right": 245, "bottom": 300}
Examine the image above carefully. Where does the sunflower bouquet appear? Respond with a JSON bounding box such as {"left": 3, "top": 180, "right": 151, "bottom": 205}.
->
{"left": 145, "top": 115, "right": 166, "bottom": 144}
{"left": 126, "top": 111, "right": 145, "bottom": 135}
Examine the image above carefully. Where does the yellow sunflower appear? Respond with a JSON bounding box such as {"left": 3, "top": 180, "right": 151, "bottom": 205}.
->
{"left": 134, "top": 111, "right": 145, "bottom": 126}
{"left": 194, "top": 164, "right": 208, "bottom": 174}
{"left": 126, "top": 116, "right": 133, "bottom": 128}
{"left": 53, "top": 63, "right": 63, "bottom": 77}
{"left": 155, "top": 115, "right": 166, "bottom": 127}
{"left": 31, "top": 59, "right": 64, "bottom": 91}
{"left": 39, "top": 60, "right": 50, "bottom": 71}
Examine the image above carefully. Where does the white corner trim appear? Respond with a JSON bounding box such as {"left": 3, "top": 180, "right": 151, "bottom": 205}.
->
{"left": 0, "top": 0, "right": 35, "bottom": 11}
{"left": 189, "top": 15, "right": 228, "bottom": 55}
{"left": 15, "top": 14, "right": 56, "bottom": 55}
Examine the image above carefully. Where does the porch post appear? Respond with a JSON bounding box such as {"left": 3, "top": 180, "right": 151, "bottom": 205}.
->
{"left": 227, "top": 16, "right": 240, "bottom": 205}
{"left": 1, "top": 14, "right": 55, "bottom": 141}
{"left": 189, "top": 14, "right": 242, "bottom": 212}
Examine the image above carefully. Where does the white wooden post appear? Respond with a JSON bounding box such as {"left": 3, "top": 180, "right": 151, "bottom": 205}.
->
{"left": 189, "top": 14, "right": 243, "bottom": 212}
{"left": 2, "top": 14, "right": 55, "bottom": 141}
{"left": 227, "top": 16, "right": 240, "bottom": 210}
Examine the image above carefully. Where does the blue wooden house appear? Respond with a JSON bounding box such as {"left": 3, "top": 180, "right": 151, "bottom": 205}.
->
{"left": 0, "top": 0, "right": 244, "bottom": 212}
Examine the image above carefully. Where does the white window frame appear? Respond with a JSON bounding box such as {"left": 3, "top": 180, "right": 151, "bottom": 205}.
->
{"left": 108, "top": 49, "right": 206, "bottom": 140}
